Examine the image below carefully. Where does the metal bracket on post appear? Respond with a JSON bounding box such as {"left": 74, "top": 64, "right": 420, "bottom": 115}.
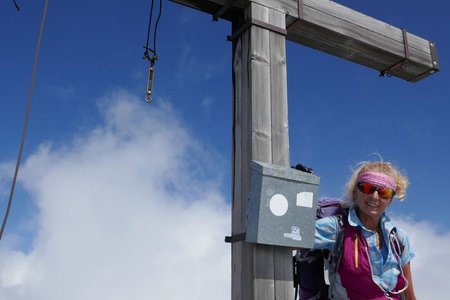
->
{"left": 225, "top": 232, "right": 246, "bottom": 243}
{"left": 227, "top": 18, "right": 287, "bottom": 42}
{"left": 380, "top": 28, "right": 410, "bottom": 77}
{"left": 213, "top": 0, "right": 239, "bottom": 21}
{"left": 408, "top": 41, "right": 440, "bottom": 82}
{"left": 286, "top": 0, "right": 304, "bottom": 32}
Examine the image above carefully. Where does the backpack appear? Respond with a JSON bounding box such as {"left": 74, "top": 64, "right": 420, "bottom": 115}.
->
{"left": 293, "top": 197, "right": 406, "bottom": 300}
{"left": 293, "top": 197, "right": 346, "bottom": 300}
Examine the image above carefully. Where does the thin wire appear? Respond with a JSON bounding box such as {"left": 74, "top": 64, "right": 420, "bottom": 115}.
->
{"left": 12, "top": 0, "right": 20, "bottom": 11}
{"left": 143, "top": 0, "right": 162, "bottom": 103}
{"left": 0, "top": 0, "right": 49, "bottom": 241}
{"left": 143, "top": 0, "right": 162, "bottom": 60}
{"left": 144, "top": 0, "right": 155, "bottom": 58}
{"left": 152, "top": 0, "right": 162, "bottom": 56}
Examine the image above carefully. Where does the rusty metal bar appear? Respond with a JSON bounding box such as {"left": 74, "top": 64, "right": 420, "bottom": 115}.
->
{"left": 409, "top": 41, "right": 440, "bottom": 82}
{"left": 227, "top": 18, "right": 287, "bottom": 42}
{"left": 225, "top": 232, "right": 246, "bottom": 243}
{"left": 380, "top": 28, "right": 410, "bottom": 77}
{"left": 213, "top": 0, "right": 239, "bottom": 21}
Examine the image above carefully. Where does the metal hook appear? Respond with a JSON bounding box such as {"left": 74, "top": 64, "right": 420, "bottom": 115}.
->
{"left": 145, "top": 62, "right": 155, "bottom": 103}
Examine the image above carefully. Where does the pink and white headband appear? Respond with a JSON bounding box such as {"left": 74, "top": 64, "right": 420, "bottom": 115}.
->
{"left": 356, "top": 171, "right": 396, "bottom": 191}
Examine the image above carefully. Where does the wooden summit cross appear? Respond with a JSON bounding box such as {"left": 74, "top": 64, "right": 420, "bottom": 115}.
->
{"left": 169, "top": 0, "right": 439, "bottom": 299}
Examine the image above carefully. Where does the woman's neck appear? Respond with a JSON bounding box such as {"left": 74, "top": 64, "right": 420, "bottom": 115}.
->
{"left": 355, "top": 207, "right": 381, "bottom": 231}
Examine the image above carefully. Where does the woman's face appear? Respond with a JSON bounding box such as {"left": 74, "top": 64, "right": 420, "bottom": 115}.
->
{"left": 354, "top": 186, "right": 392, "bottom": 221}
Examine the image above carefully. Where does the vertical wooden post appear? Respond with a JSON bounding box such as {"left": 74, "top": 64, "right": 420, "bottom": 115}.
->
{"left": 231, "top": 2, "right": 291, "bottom": 299}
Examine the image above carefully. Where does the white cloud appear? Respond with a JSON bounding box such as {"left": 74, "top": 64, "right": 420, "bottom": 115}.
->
{"left": 394, "top": 216, "right": 450, "bottom": 299}
{"left": 0, "top": 90, "right": 230, "bottom": 300}
{"left": 1, "top": 89, "right": 449, "bottom": 299}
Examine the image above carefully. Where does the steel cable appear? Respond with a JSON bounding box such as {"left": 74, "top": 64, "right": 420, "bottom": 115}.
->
{"left": 0, "top": 0, "right": 49, "bottom": 241}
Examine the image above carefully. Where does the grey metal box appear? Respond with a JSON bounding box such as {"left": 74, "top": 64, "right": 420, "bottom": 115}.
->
{"left": 246, "top": 160, "right": 320, "bottom": 248}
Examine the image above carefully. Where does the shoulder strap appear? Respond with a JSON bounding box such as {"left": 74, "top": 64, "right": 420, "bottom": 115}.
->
{"left": 328, "top": 214, "right": 346, "bottom": 272}
{"left": 325, "top": 212, "right": 347, "bottom": 299}
{"left": 389, "top": 228, "right": 407, "bottom": 300}
{"left": 389, "top": 228, "right": 404, "bottom": 256}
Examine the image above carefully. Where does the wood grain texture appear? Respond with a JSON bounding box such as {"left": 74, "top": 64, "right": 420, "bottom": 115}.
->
{"left": 231, "top": 2, "right": 292, "bottom": 299}
{"left": 170, "top": 0, "right": 439, "bottom": 82}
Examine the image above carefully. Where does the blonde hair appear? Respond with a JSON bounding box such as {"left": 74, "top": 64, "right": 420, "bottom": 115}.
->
{"left": 344, "top": 161, "right": 409, "bottom": 205}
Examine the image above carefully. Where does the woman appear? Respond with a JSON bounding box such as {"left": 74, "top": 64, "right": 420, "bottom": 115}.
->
{"left": 315, "top": 161, "right": 416, "bottom": 300}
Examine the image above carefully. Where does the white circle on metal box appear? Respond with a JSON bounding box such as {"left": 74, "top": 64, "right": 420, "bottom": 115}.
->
{"left": 269, "top": 194, "right": 288, "bottom": 216}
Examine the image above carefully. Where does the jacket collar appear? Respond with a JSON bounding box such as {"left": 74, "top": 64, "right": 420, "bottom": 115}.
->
{"left": 348, "top": 207, "right": 396, "bottom": 233}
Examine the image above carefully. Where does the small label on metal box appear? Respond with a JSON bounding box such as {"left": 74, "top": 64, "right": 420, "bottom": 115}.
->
{"left": 283, "top": 226, "right": 302, "bottom": 241}
{"left": 296, "top": 192, "right": 314, "bottom": 208}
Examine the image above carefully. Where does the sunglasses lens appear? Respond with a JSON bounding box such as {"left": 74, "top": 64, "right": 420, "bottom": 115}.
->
{"left": 357, "top": 182, "right": 375, "bottom": 194}
{"left": 378, "top": 187, "right": 394, "bottom": 199}
{"left": 357, "top": 182, "right": 394, "bottom": 199}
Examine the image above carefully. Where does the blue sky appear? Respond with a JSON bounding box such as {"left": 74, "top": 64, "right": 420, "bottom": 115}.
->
{"left": 0, "top": 0, "right": 449, "bottom": 298}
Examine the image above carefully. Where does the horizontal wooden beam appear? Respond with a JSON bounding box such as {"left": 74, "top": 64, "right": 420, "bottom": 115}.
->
{"left": 170, "top": 0, "right": 439, "bottom": 82}
{"left": 282, "top": 0, "right": 439, "bottom": 82}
